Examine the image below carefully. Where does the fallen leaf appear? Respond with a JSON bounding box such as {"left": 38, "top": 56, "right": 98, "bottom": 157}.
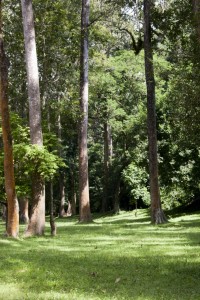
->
{"left": 115, "top": 277, "right": 121, "bottom": 283}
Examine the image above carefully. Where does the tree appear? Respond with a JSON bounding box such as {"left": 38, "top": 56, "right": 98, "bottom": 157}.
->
{"left": 143, "top": 0, "right": 167, "bottom": 224}
{"left": 57, "top": 110, "right": 66, "bottom": 218}
{"left": 2, "top": 0, "right": 199, "bottom": 217}
{"left": 0, "top": 0, "right": 19, "bottom": 237}
{"left": 79, "top": 0, "right": 92, "bottom": 222}
{"left": 102, "top": 122, "right": 113, "bottom": 212}
{"left": 192, "top": 0, "right": 200, "bottom": 43}
{"left": 21, "top": 0, "right": 45, "bottom": 235}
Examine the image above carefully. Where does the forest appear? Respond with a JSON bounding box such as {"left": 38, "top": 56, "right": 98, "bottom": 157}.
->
{"left": 1, "top": 0, "right": 200, "bottom": 299}
{"left": 1, "top": 0, "right": 200, "bottom": 235}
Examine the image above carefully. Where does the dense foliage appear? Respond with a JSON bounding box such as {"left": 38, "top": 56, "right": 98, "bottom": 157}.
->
{"left": 0, "top": 0, "right": 200, "bottom": 215}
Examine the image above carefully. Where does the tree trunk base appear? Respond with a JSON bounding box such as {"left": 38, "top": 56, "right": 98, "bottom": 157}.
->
{"left": 151, "top": 208, "right": 168, "bottom": 224}
{"left": 66, "top": 201, "right": 72, "bottom": 217}
{"left": 24, "top": 223, "right": 45, "bottom": 237}
{"left": 59, "top": 210, "right": 66, "bottom": 218}
{"left": 50, "top": 220, "right": 57, "bottom": 236}
{"left": 79, "top": 214, "right": 92, "bottom": 223}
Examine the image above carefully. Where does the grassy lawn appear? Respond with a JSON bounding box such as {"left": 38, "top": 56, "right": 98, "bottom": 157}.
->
{"left": 0, "top": 209, "right": 200, "bottom": 300}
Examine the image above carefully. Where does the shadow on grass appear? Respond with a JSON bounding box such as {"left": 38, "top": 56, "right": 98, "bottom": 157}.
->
{"left": 100, "top": 216, "right": 151, "bottom": 225}
{"left": 0, "top": 237, "right": 200, "bottom": 300}
{"left": 0, "top": 211, "right": 200, "bottom": 299}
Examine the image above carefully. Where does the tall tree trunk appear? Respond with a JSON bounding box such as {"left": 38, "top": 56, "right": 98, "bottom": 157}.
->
{"left": 102, "top": 122, "right": 113, "bottom": 212}
{"left": 143, "top": 0, "right": 167, "bottom": 224}
{"left": 192, "top": 0, "right": 200, "bottom": 43}
{"left": 57, "top": 109, "right": 66, "bottom": 218}
{"left": 45, "top": 94, "right": 57, "bottom": 234}
{"left": 0, "top": 0, "right": 19, "bottom": 238}
{"left": 79, "top": 0, "right": 92, "bottom": 222}
{"left": 21, "top": 0, "right": 45, "bottom": 236}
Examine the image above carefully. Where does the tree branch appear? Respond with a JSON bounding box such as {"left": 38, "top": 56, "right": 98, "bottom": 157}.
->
{"left": 118, "top": 27, "right": 143, "bottom": 55}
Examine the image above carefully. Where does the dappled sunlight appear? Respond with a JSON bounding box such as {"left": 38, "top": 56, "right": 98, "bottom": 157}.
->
{"left": 96, "top": 210, "right": 149, "bottom": 224}
{"left": 1, "top": 211, "right": 200, "bottom": 299}
{"left": 171, "top": 213, "right": 200, "bottom": 222}
{"left": 0, "top": 283, "right": 24, "bottom": 300}
{"left": 0, "top": 239, "right": 14, "bottom": 245}
{"left": 165, "top": 245, "right": 200, "bottom": 257}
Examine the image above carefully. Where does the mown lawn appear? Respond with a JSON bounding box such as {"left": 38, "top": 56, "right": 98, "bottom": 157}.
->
{"left": 0, "top": 209, "right": 200, "bottom": 300}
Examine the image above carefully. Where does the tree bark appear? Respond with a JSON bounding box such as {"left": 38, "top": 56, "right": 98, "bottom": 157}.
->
{"left": 57, "top": 104, "right": 67, "bottom": 218}
{"left": 2, "top": 204, "right": 7, "bottom": 222}
{"left": 71, "top": 192, "right": 77, "bottom": 215}
{"left": 59, "top": 173, "right": 66, "bottom": 217}
{"left": 113, "top": 179, "right": 120, "bottom": 214}
{"left": 79, "top": 0, "right": 92, "bottom": 222}
{"left": 21, "top": 0, "right": 43, "bottom": 146}
{"left": 49, "top": 182, "right": 56, "bottom": 236}
{"left": 143, "top": 0, "right": 167, "bottom": 224}
{"left": 192, "top": 0, "right": 200, "bottom": 44}
{"left": 21, "top": 0, "right": 45, "bottom": 236}
{"left": 67, "top": 172, "right": 76, "bottom": 217}
{"left": 19, "top": 197, "right": 29, "bottom": 224}
{"left": 69, "top": 167, "right": 77, "bottom": 215}
{"left": 26, "top": 174, "right": 45, "bottom": 235}
{"left": 66, "top": 201, "right": 72, "bottom": 216}
{"left": 102, "top": 122, "right": 113, "bottom": 212}
{"left": 0, "top": 0, "right": 19, "bottom": 238}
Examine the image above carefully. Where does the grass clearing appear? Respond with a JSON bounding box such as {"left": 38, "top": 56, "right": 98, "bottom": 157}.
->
{"left": 0, "top": 209, "right": 200, "bottom": 299}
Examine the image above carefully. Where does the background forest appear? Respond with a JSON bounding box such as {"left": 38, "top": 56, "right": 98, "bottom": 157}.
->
{"left": 0, "top": 0, "right": 200, "bottom": 232}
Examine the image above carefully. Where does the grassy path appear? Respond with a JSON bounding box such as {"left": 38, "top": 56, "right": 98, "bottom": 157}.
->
{"left": 0, "top": 210, "right": 200, "bottom": 299}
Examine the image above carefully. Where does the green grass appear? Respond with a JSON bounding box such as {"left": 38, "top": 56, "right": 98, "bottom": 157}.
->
{"left": 0, "top": 209, "right": 200, "bottom": 300}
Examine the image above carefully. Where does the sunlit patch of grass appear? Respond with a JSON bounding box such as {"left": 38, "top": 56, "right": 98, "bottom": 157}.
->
{"left": 0, "top": 283, "right": 24, "bottom": 300}
{"left": 0, "top": 210, "right": 200, "bottom": 299}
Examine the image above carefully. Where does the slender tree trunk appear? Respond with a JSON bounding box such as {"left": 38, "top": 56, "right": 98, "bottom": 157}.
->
{"left": 59, "top": 173, "right": 66, "bottom": 217}
{"left": 79, "top": 0, "right": 92, "bottom": 222}
{"left": 192, "top": 0, "right": 200, "bottom": 43}
{"left": 113, "top": 180, "right": 120, "bottom": 214}
{"left": 71, "top": 192, "right": 77, "bottom": 215}
{"left": 49, "top": 182, "right": 56, "bottom": 236}
{"left": 57, "top": 104, "right": 67, "bottom": 218}
{"left": 102, "top": 122, "right": 113, "bottom": 212}
{"left": 0, "top": 0, "right": 19, "bottom": 238}
{"left": 69, "top": 167, "right": 77, "bottom": 215}
{"left": 21, "top": 0, "right": 45, "bottom": 236}
{"left": 143, "top": 0, "right": 167, "bottom": 224}
{"left": 19, "top": 197, "right": 29, "bottom": 224}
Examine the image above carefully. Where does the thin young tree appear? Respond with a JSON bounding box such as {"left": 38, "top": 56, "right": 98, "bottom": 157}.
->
{"left": 102, "top": 122, "right": 112, "bottom": 212}
{"left": 21, "top": 0, "right": 45, "bottom": 235}
{"left": 47, "top": 107, "right": 56, "bottom": 235}
{"left": 0, "top": 0, "right": 19, "bottom": 237}
{"left": 143, "top": 0, "right": 167, "bottom": 224}
{"left": 58, "top": 109, "right": 66, "bottom": 218}
{"left": 79, "top": 0, "right": 92, "bottom": 222}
